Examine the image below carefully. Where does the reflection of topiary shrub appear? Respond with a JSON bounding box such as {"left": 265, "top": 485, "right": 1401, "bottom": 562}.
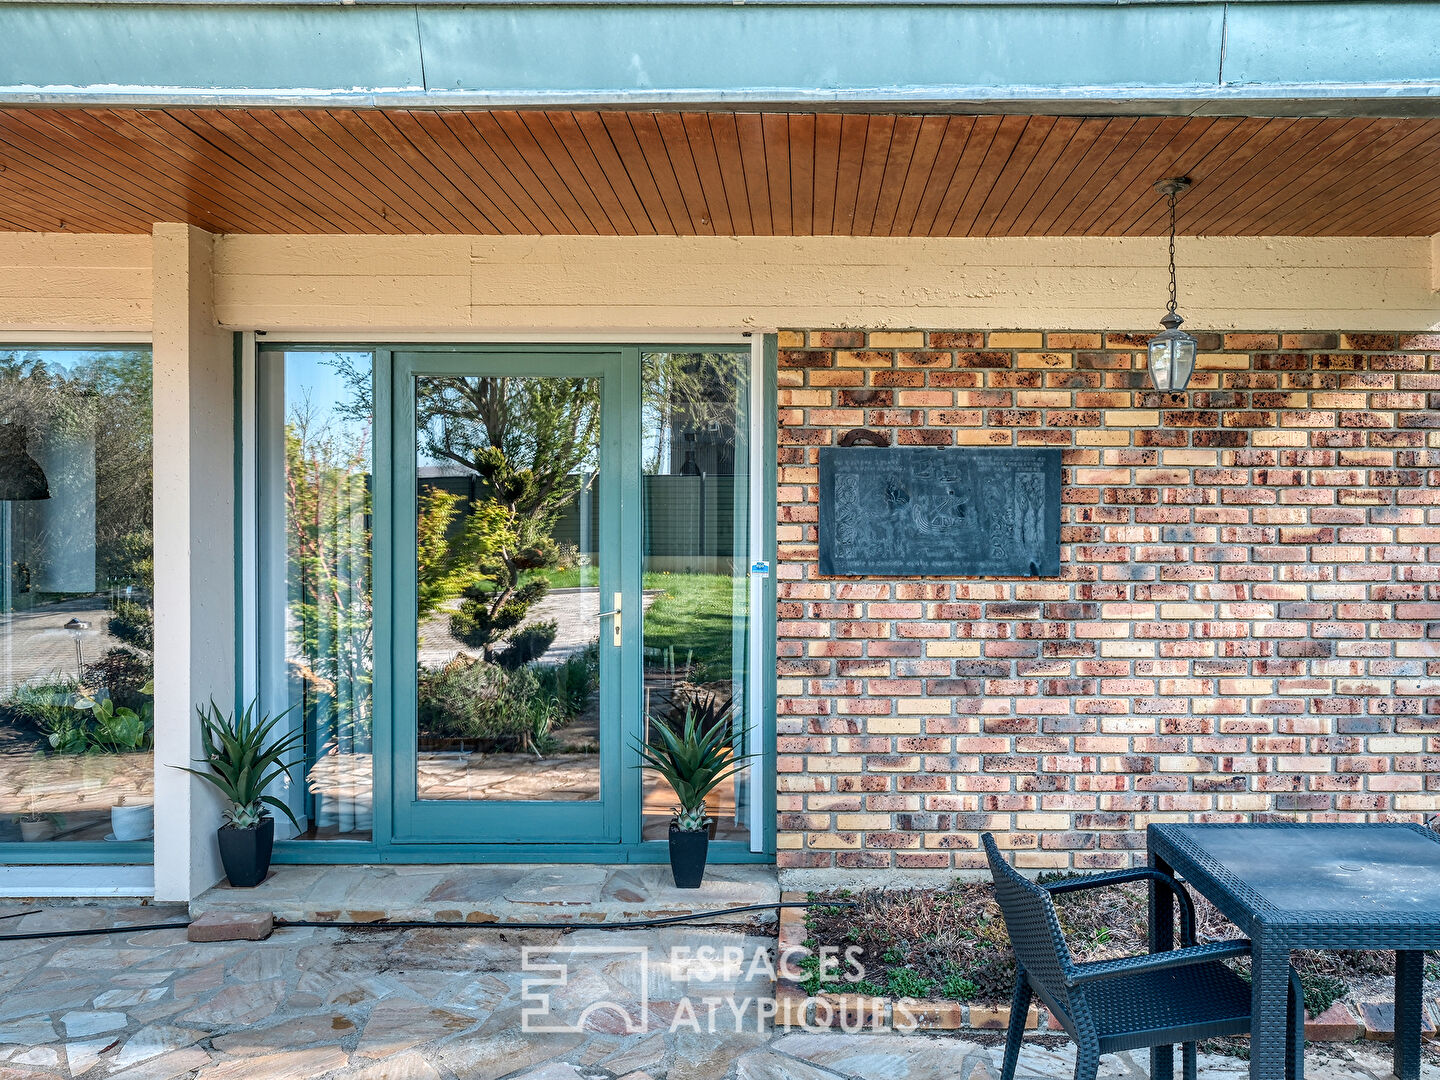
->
{"left": 445, "top": 447, "right": 569, "bottom": 661}
{"left": 496, "top": 620, "right": 557, "bottom": 670}
{"left": 107, "top": 599, "right": 154, "bottom": 652}
{"left": 450, "top": 577, "right": 550, "bottom": 662}
{"left": 83, "top": 649, "right": 154, "bottom": 714}
{"left": 417, "top": 657, "right": 558, "bottom": 753}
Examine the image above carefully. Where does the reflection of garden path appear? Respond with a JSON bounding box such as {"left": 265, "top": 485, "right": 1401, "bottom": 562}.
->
{"left": 0, "top": 749, "right": 151, "bottom": 841}
{"left": 308, "top": 752, "right": 748, "bottom": 838}
{"left": 417, "top": 588, "right": 661, "bottom": 669}
{"left": 0, "top": 595, "right": 149, "bottom": 842}
{"left": 418, "top": 752, "right": 600, "bottom": 801}
{"left": 0, "top": 595, "right": 122, "bottom": 693}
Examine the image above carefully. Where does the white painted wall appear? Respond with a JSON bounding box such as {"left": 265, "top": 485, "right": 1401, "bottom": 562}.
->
{"left": 149, "top": 223, "right": 233, "bottom": 902}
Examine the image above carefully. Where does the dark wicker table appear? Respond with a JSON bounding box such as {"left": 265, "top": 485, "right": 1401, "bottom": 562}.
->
{"left": 1147, "top": 822, "right": 1440, "bottom": 1080}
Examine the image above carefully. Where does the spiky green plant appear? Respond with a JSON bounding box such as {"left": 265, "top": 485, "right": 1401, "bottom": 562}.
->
{"left": 632, "top": 702, "right": 758, "bottom": 832}
{"left": 172, "top": 700, "right": 305, "bottom": 830}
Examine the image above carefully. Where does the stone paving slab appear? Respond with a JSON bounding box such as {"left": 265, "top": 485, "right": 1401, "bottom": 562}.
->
{"left": 0, "top": 904, "right": 1433, "bottom": 1080}
{"left": 190, "top": 863, "right": 781, "bottom": 924}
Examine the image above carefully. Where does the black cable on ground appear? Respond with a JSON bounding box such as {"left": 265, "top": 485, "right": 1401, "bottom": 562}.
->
{"left": 0, "top": 900, "right": 853, "bottom": 944}
{"left": 0, "top": 921, "right": 192, "bottom": 942}
{"left": 279, "top": 899, "right": 850, "bottom": 932}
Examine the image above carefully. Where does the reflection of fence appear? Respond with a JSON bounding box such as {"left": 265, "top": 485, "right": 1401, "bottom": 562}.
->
{"left": 424, "top": 473, "right": 741, "bottom": 576}
{"left": 559, "top": 475, "right": 738, "bottom": 574}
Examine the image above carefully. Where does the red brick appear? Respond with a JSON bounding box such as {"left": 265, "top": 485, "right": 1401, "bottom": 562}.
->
{"left": 187, "top": 912, "right": 274, "bottom": 942}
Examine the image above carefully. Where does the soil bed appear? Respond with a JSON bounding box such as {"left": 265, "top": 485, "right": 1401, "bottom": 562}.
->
{"left": 802, "top": 876, "right": 1437, "bottom": 1016}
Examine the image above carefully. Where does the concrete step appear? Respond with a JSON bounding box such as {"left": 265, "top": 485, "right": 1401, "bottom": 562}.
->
{"left": 190, "top": 863, "right": 780, "bottom": 927}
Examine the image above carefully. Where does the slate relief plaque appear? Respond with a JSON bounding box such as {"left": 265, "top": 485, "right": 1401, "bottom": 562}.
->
{"left": 817, "top": 447, "right": 1062, "bottom": 577}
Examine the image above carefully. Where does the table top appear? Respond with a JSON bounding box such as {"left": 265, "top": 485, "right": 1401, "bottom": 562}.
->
{"left": 1149, "top": 822, "right": 1440, "bottom": 937}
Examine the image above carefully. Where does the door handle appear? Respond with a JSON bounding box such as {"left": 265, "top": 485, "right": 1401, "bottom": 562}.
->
{"left": 595, "top": 591, "right": 622, "bottom": 647}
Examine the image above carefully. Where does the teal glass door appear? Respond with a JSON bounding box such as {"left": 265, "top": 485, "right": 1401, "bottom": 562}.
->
{"left": 391, "top": 351, "right": 624, "bottom": 844}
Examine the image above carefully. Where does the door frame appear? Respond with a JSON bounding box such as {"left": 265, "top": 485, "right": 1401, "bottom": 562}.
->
{"left": 245, "top": 336, "right": 778, "bottom": 864}
{"left": 390, "top": 348, "right": 630, "bottom": 846}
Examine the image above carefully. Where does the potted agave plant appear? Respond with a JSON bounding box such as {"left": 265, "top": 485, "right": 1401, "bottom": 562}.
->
{"left": 172, "top": 700, "right": 303, "bottom": 888}
{"left": 633, "top": 699, "right": 757, "bottom": 889}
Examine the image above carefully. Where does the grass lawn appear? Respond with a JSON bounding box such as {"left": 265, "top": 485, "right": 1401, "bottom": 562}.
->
{"left": 523, "top": 568, "right": 742, "bottom": 677}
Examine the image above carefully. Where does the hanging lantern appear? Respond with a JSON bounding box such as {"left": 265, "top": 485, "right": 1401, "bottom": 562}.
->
{"left": 1147, "top": 177, "right": 1198, "bottom": 393}
{"left": 0, "top": 421, "right": 50, "bottom": 501}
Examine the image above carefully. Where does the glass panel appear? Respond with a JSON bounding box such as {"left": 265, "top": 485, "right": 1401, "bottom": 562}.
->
{"left": 413, "top": 374, "right": 602, "bottom": 802}
{"left": 640, "top": 351, "right": 753, "bottom": 844}
{"left": 0, "top": 347, "right": 154, "bottom": 846}
{"left": 260, "top": 351, "right": 374, "bottom": 841}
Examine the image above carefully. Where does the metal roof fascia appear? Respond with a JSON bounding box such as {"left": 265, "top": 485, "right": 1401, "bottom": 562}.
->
{"left": 0, "top": 1, "right": 1436, "bottom": 113}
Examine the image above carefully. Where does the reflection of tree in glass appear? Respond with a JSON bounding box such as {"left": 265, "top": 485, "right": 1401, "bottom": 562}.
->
{"left": 334, "top": 350, "right": 741, "bottom": 477}
{"left": 337, "top": 360, "right": 604, "bottom": 651}
{"left": 414, "top": 485, "right": 484, "bottom": 623}
{"left": 641, "top": 352, "right": 745, "bottom": 475}
{"left": 419, "top": 376, "right": 599, "bottom": 509}
{"left": 83, "top": 351, "right": 153, "bottom": 583}
{"left": 284, "top": 401, "right": 373, "bottom": 748}
{"left": 0, "top": 350, "right": 153, "bottom": 592}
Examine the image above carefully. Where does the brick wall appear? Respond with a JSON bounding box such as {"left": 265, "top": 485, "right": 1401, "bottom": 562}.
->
{"left": 775, "top": 329, "right": 1440, "bottom": 882}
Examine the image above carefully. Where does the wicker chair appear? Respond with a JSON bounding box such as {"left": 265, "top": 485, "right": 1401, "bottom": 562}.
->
{"left": 982, "top": 833, "right": 1303, "bottom": 1080}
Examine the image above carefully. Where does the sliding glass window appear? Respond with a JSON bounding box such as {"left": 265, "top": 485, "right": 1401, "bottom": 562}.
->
{"left": 256, "top": 349, "right": 375, "bottom": 841}
{"left": 640, "top": 350, "right": 758, "bottom": 847}
{"left": 0, "top": 347, "right": 155, "bottom": 852}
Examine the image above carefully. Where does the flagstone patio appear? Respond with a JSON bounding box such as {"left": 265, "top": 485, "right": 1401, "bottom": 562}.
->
{"left": 0, "top": 903, "right": 1432, "bottom": 1080}
{"left": 189, "top": 863, "right": 781, "bottom": 925}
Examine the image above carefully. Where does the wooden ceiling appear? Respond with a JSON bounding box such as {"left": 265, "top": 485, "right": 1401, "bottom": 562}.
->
{"left": 3, "top": 109, "right": 1440, "bottom": 236}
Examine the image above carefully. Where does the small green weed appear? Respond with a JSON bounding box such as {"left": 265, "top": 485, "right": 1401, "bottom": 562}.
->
{"left": 940, "top": 971, "right": 979, "bottom": 1000}
{"left": 884, "top": 968, "right": 937, "bottom": 999}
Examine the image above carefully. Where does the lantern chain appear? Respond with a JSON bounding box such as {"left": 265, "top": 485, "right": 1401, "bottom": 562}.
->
{"left": 1167, "top": 188, "right": 1179, "bottom": 317}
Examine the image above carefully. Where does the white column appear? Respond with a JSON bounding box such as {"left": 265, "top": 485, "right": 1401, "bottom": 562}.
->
{"left": 150, "top": 223, "right": 234, "bottom": 902}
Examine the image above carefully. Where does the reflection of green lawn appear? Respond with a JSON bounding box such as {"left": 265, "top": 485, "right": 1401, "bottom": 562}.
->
{"left": 522, "top": 567, "right": 597, "bottom": 591}
{"left": 521, "top": 569, "right": 740, "bottom": 675}
{"left": 642, "top": 572, "right": 740, "bottom": 677}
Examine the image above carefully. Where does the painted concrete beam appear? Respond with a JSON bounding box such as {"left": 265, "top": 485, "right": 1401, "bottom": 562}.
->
{"left": 207, "top": 234, "right": 1440, "bottom": 332}
{"left": 0, "top": 0, "right": 1437, "bottom": 113}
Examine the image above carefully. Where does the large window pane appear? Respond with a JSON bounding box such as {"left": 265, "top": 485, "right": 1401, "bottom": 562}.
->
{"left": 641, "top": 351, "right": 754, "bottom": 845}
{"left": 413, "top": 374, "right": 603, "bottom": 802}
{"left": 0, "top": 348, "right": 154, "bottom": 847}
{"left": 259, "top": 351, "right": 374, "bottom": 841}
